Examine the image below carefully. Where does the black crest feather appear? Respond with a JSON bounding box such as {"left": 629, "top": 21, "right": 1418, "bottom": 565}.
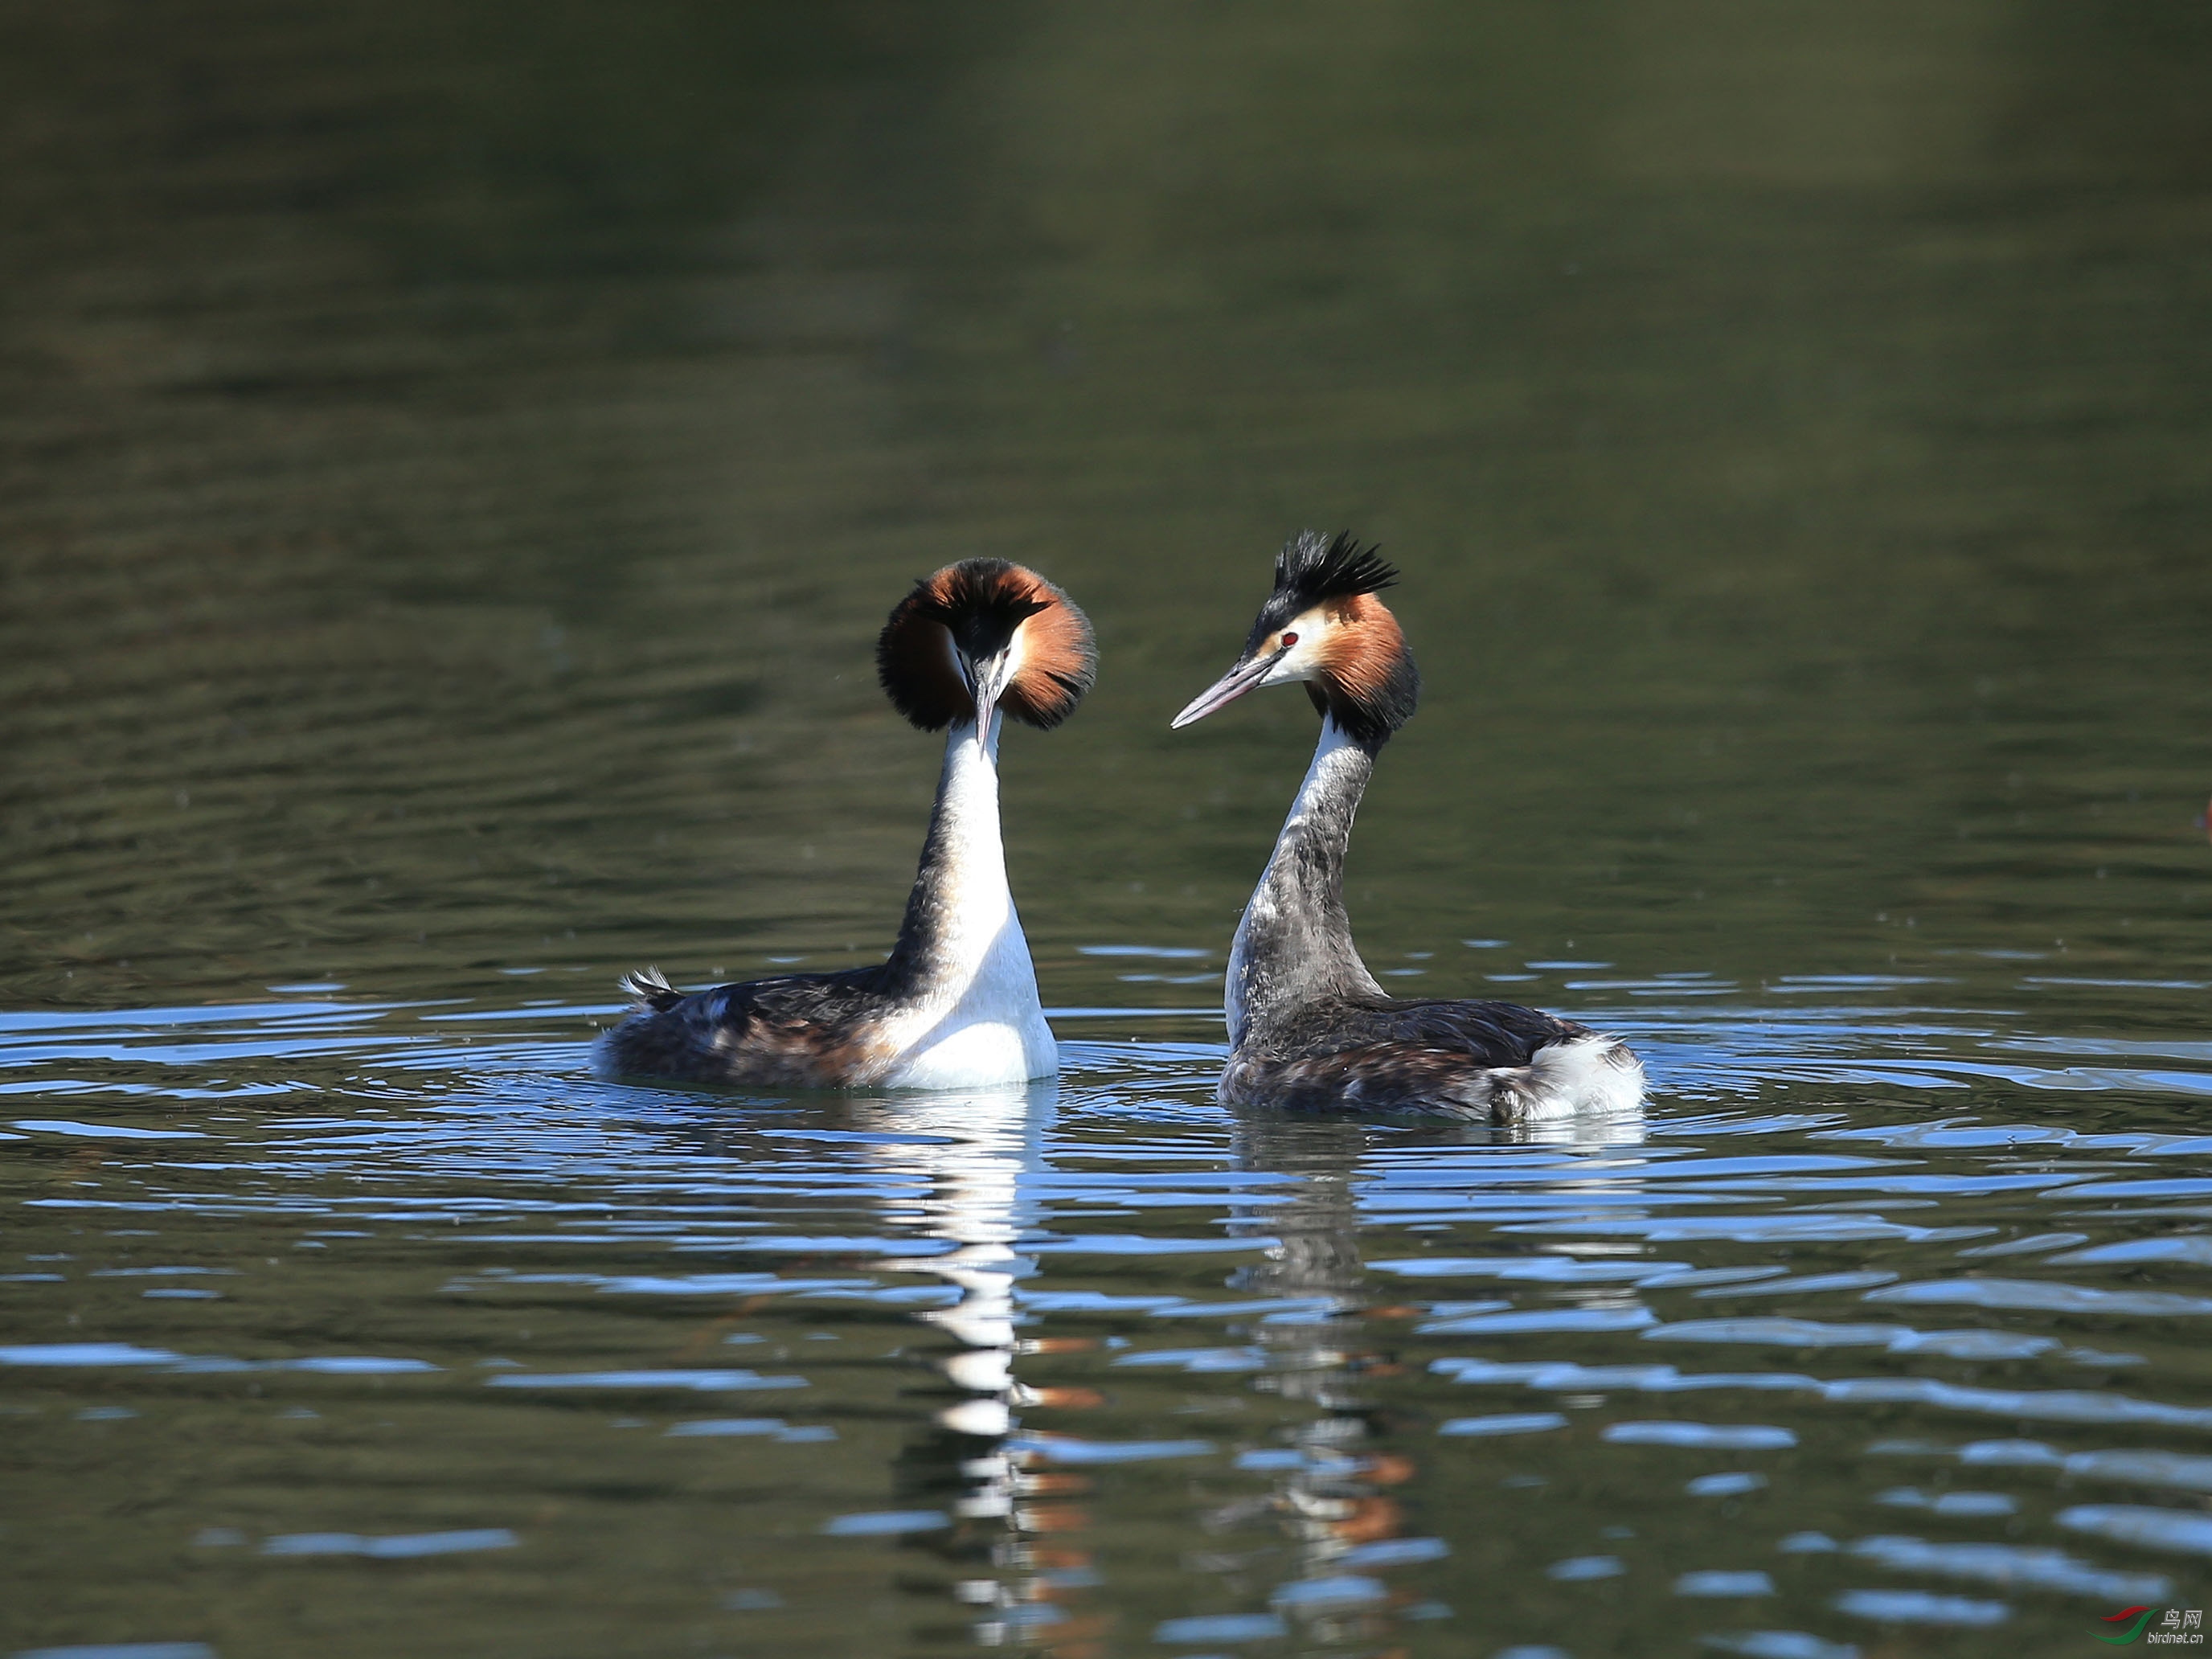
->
{"left": 1241, "top": 529, "right": 1418, "bottom": 749}
{"left": 1273, "top": 530, "right": 1398, "bottom": 608}
{"left": 913, "top": 559, "right": 1054, "bottom": 647}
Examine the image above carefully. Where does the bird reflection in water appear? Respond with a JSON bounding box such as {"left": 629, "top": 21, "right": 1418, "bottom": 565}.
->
{"left": 1198, "top": 1116, "right": 1424, "bottom": 1646}
{"left": 843, "top": 1080, "right": 1112, "bottom": 1654}
{"left": 1201, "top": 1104, "right": 1648, "bottom": 1647}
{"left": 834, "top": 1082, "right": 1645, "bottom": 1653}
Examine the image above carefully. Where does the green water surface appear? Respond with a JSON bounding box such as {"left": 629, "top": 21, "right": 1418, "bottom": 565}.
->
{"left": 3, "top": 5, "right": 2211, "bottom": 1657}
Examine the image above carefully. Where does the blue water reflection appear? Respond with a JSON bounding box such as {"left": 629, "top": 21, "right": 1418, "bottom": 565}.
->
{"left": 5, "top": 985, "right": 2212, "bottom": 1653}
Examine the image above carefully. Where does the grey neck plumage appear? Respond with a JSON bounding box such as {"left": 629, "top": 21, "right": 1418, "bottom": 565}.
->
{"left": 1224, "top": 716, "right": 1388, "bottom": 1049}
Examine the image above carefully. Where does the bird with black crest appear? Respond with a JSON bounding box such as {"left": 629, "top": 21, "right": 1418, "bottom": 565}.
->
{"left": 1172, "top": 530, "right": 1645, "bottom": 1120}
{"left": 598, "top": 559, "right": 1095, "bottom": 1090}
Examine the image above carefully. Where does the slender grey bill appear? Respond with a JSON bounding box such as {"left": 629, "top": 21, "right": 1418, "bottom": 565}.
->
{"left": 1169, "top": 647, "right": 1285, "bottom": 729}
{"left": 963, "top": 648, "right": 1014, "bottom": 735}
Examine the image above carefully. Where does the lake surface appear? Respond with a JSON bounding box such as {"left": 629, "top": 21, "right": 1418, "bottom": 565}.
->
{"left": 3, "top": 4, "right": 2210, "bottom": 1656}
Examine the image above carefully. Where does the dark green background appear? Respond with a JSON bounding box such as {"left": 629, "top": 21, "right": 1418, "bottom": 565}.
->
{"left": 5, "top": 0, "right": 2206, "bottom": 1013}
{"left": 3, "top": 6, "right": 2211, "bottom": 1657}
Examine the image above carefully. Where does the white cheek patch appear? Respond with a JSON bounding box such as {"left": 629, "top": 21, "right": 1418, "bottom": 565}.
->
{"left": 1260, "top": 612, "right": 1334, "bottom": 686}
{"left": 991, "top": 618, "right": 1030, "bottom": 707}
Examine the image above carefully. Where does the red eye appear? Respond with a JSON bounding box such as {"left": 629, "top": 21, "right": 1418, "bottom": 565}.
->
{"left": 1280, "top": 631, "right": 1298, "bottom": 647}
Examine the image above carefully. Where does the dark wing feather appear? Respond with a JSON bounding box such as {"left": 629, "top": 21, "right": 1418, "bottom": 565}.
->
{"left": 600, "top": 967, "right": 899, "bottom": 1088}
{"left": 1221, "top": 995, "right": 1596, "bottom": 1115}
{"left": 1256, "top": 996, "right": 1586, "bottom": 1069}
{"left": 1362, "top": 997, "right": 1587, "bottom": 1059}
{"left": 1223, "top": 1043, "right": 1490, "bottom": 1114}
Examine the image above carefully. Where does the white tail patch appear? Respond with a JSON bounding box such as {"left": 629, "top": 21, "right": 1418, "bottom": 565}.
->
{"left": 1487, "top": 1034, "right": 1647, "bottom": 1124}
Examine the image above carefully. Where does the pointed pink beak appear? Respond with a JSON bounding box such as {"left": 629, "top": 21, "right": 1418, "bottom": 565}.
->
{"left": 1170, "top": 648, "right": 1283, "bottom": 729}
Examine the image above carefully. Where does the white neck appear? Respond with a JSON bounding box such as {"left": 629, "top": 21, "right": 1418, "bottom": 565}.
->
{"left": 924, "top": 717, "right": 1017, "bottom": 976}
{"left": 879, "top": 715, "right": 1058, "bottom": 1087}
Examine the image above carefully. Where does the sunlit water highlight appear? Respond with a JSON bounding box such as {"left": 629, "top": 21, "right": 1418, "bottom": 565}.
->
{"left": 6, "top": 981, "right": 2212, "bottom": 1656}
{"left": 4, "top": 4, "right": 2210, "bottom": 1654}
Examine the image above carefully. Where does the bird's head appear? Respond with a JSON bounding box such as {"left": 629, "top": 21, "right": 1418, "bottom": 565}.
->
{"left": 877, "top": 559, "right": 1096, "bottom": 735}
{"left": 1171, "top": 530, "right": 1419, "bottom": 748}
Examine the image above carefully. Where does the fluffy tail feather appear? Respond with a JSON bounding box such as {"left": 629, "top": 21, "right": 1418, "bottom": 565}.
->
{"left": 1489, "top": 1034, "right": 1646, "bottom": 1123}
{"left": 618, "top": 966, "right": 686, "bottom": 1013}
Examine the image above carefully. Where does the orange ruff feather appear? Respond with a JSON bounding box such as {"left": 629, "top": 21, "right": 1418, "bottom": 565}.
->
{"left": 878, "top": 575, "right": 972, "bottom": 730}
{"left": 1314, "top": 593, "right": 1410, "bottom": 712}
{"left": 876, "top": 561, "right": 1094, "bottom": 731}
{"left": 1000, "top": 569, "right": 1094, "bottom": 729}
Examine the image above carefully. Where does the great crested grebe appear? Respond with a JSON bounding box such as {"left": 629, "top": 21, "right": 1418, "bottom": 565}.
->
{"left": 1172, "top": 530, "right": 1645, "bottom": 1122}
{"left": 597, "top": 559, "right": 1095, "bottom": 1090}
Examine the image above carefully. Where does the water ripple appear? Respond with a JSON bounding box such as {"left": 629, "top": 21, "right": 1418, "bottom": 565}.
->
{"left": 9, "top": 992, "right": 2212, "bottom": 1655}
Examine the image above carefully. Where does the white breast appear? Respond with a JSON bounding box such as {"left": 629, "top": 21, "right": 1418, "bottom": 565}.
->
{"left": 879, "top": 912, "right": 1056, "bottom": 1088}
